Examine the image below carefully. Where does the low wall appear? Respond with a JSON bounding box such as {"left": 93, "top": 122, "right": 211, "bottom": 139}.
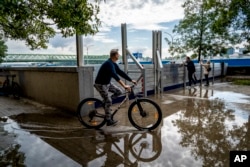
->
{"left": 0, "top": 62, "right": 226, "bottom": 112}
{"left": 0, "top": 67, "right": 94, "bottom": 112}
{"left": 226, "top": 67, "right": 250, "bottom": 76}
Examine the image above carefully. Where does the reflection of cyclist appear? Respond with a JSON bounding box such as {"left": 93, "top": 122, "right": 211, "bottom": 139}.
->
{"left": 94, "top": 49, "right": 137, "bottom": 126}
{"left": 103, "top": 138, "right": 123, "bottom": 167}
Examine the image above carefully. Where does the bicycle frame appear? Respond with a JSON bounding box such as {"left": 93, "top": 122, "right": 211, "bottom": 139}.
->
{"left": 110, "top": 85, "right": 145, "bottom": 120}
{"left": 77, "top": 74, "right": 163, "bottom": 130}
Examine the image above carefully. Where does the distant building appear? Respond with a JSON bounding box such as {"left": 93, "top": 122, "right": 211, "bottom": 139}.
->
{"left": 132, "top": 52, "right": 143, "bottom": 59}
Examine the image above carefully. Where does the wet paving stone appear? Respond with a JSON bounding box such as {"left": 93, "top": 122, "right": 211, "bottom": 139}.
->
{"left": 0, "top": 82, "right": 250, "bottom": 167}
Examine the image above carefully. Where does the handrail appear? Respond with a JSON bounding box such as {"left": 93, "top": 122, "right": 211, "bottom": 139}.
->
{"left": 126, "top": 49, "right": 144, "bottom": 70}
{"left": 156, "top": 50, "right": 163, "bottom": 69}
{"left": 125, "top": 48, "right": 146, "bottom": 97}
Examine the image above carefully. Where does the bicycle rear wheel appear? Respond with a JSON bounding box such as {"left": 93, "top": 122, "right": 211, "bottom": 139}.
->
{"left": 128, "top": 98, "right": 162, "bottom": 131}
{"left": 77, "top": 98, "right": 106, "bottom": 129}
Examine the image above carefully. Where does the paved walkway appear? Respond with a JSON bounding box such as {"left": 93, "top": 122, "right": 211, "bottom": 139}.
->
{"left": 0, "top": 96, "right": 60, "bottom": 118}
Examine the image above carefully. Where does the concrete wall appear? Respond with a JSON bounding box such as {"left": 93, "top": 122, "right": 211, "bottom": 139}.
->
{"left": 0, "top": 62, "right": 226, "bottom": 112}
{"left": 1, "top": 67, "right": 81, "bottom": 112}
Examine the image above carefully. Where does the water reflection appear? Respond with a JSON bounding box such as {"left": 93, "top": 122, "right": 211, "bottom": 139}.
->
{"left": 0, "top": 117, "right": 26, "bottom": 166}
{"left": 1, "top": 114, "right": 162, "bottom": 167}
{"left": 0, "top": 144, "right": 25, "bottom": 167}
{"left": 171, "top": 96, "right": 250, "bottom": 167}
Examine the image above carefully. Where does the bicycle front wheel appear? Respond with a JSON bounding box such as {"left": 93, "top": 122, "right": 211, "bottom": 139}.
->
{"left": 129, "top": 132, "right": 162, "bottom": 162}
{"left": 128, "top": 98, "right": 162, "bottom": 131}
{"left": 77, "top": 98, "right": 106, "bottom": 129}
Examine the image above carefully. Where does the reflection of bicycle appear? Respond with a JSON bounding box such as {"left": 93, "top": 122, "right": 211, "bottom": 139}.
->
{"left": 77, "top": 83, "right": 162, "bottom": 131}
{"left": 91, "top": 131, "right": 162, "bottom": 167}
{"left": 129, "top": 132, "right": 162, "bottom": 162}
{"left": 0, "top": 73, "right": 21, "bottom": 99}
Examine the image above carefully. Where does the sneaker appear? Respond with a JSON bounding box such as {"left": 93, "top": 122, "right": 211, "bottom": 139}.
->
{"left": 106, "top": 119, "right": 118, "bottom": 126}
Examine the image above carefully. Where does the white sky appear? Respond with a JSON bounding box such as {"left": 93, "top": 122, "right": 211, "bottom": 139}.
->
{"left": 6, "top": 0, "right": 185, "bottom": 58}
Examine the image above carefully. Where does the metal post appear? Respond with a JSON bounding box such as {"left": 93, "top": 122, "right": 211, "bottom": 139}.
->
{"left": 157, "top": 31, "right": 162, "bottom": 59}
{"left": 152, "top": 31, "right": 157, "bottom": 92}
{"left": 76, "top": 35, "right": 84, "bottom": 67}
{"left": 142, "top": 68, "right": 147, "bottom": 97}
{"left": 200, "top": 64, "right": 203, "bottom": 86}
{"left": 121, "top": 23, "right": 128, "bottom": 73}
{"left": 153, "top": 31, "right": 163, "bottom": 94}
{"left": 157, "top": 31, "right": 162, "bottom": 93}
{"left": 212, "top": 62, "right": 214, "bottom": 84}
{"left": 183, "top": 65, "right": 186, "bottom": 89}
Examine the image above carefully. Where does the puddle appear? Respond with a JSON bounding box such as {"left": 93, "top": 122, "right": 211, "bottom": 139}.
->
{"left": 1, "top": 83, "right": 250, "bottom": 167}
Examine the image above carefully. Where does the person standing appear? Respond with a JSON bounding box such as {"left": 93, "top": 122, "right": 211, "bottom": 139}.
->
{"left": 94, "top": 49, "right": 137, "bottom": 126}
{"left": 184, "top": 56, "right": 196, "bottom": 88}
{"left": 200, "top": 60, "right": 211, "bottom": 86}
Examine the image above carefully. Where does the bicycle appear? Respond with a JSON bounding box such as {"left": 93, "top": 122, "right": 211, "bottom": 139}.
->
{"left": 77, "top": 83, "right": 162, "bottom": 131}
{"left": 0, "top": 73, "right": 22, "bottom": 99}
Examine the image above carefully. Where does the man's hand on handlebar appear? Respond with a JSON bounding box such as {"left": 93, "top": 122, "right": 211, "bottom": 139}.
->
{"left": 124, "top": 85, "right": 131, "bottom": 92}
{"left": 131, "top": 80, "right": 137, "bottom": 85}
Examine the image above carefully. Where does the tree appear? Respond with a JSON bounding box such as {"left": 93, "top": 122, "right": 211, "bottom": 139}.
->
{"left": 0, "top": 0, "right": 101, "bottom": 50}
{"left": 0, "top": 32, "right": 7, "bottom": 63}
{"left": 0, "top": 40, "right": 7, "bottom": 63}
{"left": 171, "top": 0, "right": 234, "bottom": 60}
{"left": 208, "top": 0, "right": 250, "bottom": 51}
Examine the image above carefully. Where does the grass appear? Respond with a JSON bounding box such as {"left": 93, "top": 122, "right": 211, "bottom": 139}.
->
{"left": 232, "top": 79, "right": 250, "bottom": 86}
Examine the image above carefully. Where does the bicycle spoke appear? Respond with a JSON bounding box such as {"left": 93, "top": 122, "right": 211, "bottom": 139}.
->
{"left": 129, "top": 132, "right": 162, "bottom": 162}
{"left": 132, "top": 105, "right": 158, "bottom": 127}
{"left": 128, "top": 98, "right": 162, "bottom": 131}
{"left": 77, "top": 98, "right": 106, "bottom": 129}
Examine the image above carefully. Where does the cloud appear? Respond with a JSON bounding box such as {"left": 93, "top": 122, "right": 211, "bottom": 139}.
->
{"left": 98, "top": 0, "right": 184, "bottom": 29}
{"left": 49, "top": 35, "right": 75, "bottom": 48}
{"left": 6, "top": 0, "right": 185, "bottom": 57}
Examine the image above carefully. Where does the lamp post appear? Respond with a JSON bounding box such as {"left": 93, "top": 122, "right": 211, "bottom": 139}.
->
{"left": 164, "top": 32, "right": 174, "bottom": 46}
{"left": 84, "top": 44, "right": 94, "bottom": 64}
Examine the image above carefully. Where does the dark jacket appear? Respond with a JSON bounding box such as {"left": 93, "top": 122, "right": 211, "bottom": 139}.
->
{"left": 95, "top": 58, "right": 132, "bottom": 85}
{"left": 186, "top": 61, "right": 195, "bottom": 73}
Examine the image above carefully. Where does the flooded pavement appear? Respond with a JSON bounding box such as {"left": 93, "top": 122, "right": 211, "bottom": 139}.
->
{"left": 0, "top": 82, "right": 250, "bottom": 167}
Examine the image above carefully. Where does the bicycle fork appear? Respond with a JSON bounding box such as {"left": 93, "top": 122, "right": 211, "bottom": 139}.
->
{"left": 135, "top": 99, "right": 147, "bottom": 117}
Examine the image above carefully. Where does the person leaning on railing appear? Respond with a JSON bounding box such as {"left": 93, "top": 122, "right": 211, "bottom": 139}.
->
{"left": 200, "top": 60, "right": 211, "bottom": 86}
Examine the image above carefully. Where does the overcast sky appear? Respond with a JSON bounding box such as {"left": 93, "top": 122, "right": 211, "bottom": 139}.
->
{"left": 6, "top": 0, "right": 185, "bottom": 58}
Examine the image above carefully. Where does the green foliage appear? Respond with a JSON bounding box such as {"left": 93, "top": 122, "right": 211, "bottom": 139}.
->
{"left": 208, "top": 0, "right": 250, "bottom": 48}
{"left": 171, "top": 0, "right": 248, "bottom": 59}
{"left": 233, "top": 79, "right": 250, "bottom": 86}
{"left": 0, "top": 0, "right": 101, "bottom": 50}
{"left": 190, "top": 53, "right": 197, "bottom": 59}
{"left": 0, "top": 144, "right": 25, "bottom": 167}
{"left": 0, "top": 36, "right": 7, "bottom": 63}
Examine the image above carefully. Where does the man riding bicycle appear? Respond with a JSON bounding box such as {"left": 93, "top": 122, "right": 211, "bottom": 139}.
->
{"left": 94, "top": 49, "right": 137, "bottom": 126}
